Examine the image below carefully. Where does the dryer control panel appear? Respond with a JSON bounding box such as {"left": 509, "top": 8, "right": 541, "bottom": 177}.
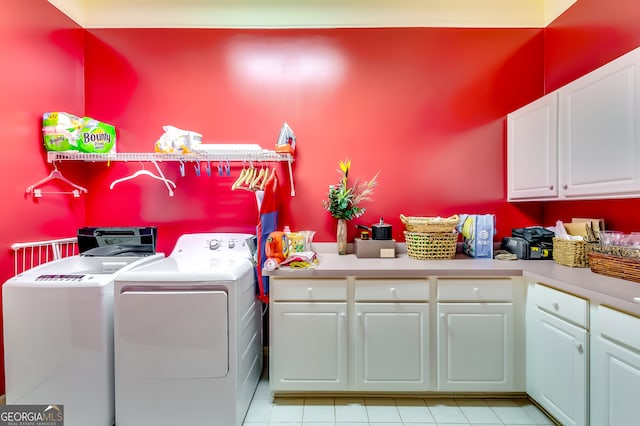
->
{"left": 170, "top": 233, "right": 255, "bottom": 261}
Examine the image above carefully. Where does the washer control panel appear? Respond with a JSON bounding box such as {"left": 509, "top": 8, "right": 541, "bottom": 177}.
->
{"left": 36, "top": 274, "right": 85, "bottom": 281}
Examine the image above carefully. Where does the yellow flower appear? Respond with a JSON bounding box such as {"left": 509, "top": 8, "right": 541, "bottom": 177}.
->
{"left": 339, "top": 159, "right": 351, "bottom": 186}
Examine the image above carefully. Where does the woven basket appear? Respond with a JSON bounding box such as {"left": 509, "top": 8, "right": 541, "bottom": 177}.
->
{"left": 588, "top": 243, "right": 640, "bottom": 259}
{"left": 588, "top": 252, "right": 640, "bottom": 283}
{"left": 552, "top": 238, "right": 589, "bottom": 268}
{"left": 404, "top": 231, "right": 458, "bottom": 260}
{"left": 400, "top": 214, "right": 460, "bottom": 233}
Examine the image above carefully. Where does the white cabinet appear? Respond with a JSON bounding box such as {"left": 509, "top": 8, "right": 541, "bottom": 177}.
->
{"left": 591, "top": 306, "right": 640, "bottom": 426}
{"left": 270, "top": 276, "right": 431, "bottom": 392}
{"left": 269, "top": 276, "right": 524, "bottom": 394}
{"left": 507, "top": 46, "right": 640, "bottom": 201}
{"left": 507, "top": 91, "right": 559, "bottom": 201}
{"left": 269, "top": 279, "right": 348, "bottom": 392}
{"left": 436, "top": 278, "right": 523, "bottom": 392}
{"left": 558, "top": 46, "right": 640, "bottom": 199}
{"left": 354, "top": 279, "right": 430, "bottom": 390}
{"left": 526, "top": 284, "right": 588, "bottom": 426}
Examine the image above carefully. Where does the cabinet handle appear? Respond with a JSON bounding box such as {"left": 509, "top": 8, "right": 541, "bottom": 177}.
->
{"left": 634, "top": 297, "right": 640, "bottom": 304}
{"left": 473, "top": 287, "right": 480, "bottom": 294}
{"left": 390, "top": 287, "right": 396, "bottom": 295}
{"left": 562, "top": 184, "right": 568, "bottom": 190}
{"left": 549, "top": 185, "right": 554, "bottom": 190}
{"left": 307, "top": 287, "right": 313, "bottom": 295}
{"left": 552, "top": 302, "right": 560, "bottom": 310}
{"left": 440, "top": 313, "right": 446, "bottom": 319}
{"left": 575, "top": 342, "right": 584, "bottom": 353}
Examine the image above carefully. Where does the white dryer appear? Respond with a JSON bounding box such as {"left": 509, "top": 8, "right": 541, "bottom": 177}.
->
{"left": 113, "top": 233, "right": 263, "bottom": 426}
{"left": 2, "top": 227, "right": 163, "bottom": 426}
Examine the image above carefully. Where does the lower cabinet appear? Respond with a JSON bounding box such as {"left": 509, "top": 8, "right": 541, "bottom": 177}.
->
{"left": 354, "top": 277, "right": 430, "bottom": 390}
{"left": 526, "top": 283, "right": 589, "bottom": 426}
{"left": 437, "top": 278, "right": 521, "bottom": 392}
{"left": 269, "top": 276, "right": 523, "bottom": 393}
{"left": 591, "top": 305, "right": 640, "bottom": 426}
{"left": 269, "top": 279, "right": 348, "bottom": 392}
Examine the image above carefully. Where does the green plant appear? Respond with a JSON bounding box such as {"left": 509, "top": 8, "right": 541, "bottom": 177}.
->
{"left": 322, "top": 159, "right": 379, "bottom": 220}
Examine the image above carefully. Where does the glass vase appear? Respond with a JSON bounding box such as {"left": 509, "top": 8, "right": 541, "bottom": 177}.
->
{"left": 337, "top": 219, "right": 347, "bottom": 255}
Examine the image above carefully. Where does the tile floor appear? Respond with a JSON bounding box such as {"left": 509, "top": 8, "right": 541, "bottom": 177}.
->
{"left": 243, "top": 377, "right": 557, "bottom": 426}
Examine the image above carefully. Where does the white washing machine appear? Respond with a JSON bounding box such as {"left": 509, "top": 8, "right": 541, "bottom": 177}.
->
{"left": 113, "top": 233, "right": 263, "bottom": 426}
{"left": 3, "top": 227, "right": 163, "bottom": 426}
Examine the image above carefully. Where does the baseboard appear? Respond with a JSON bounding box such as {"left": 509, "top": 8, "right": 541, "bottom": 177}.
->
{"left": 0, "top": 394, "right": 6, "bottom": 405}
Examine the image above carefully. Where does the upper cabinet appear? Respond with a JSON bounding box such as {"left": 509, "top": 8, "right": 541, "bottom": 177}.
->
{"left": 507, "top": 92, "right": 559, "bottom": 201}
{"left": 508, "top": 46, "right": 640, "bottom": 201}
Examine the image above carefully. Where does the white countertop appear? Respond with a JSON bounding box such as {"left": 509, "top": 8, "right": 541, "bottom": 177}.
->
{"left": 266, "top": 248, "right": 640, "bottom": 317}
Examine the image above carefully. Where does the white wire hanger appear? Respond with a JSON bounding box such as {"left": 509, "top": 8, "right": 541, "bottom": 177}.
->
{"left": 26, "top": 162, "right": 88, "bottom": 198}
{"left": 109, "top": 160, "right": 176, "bottom": 196}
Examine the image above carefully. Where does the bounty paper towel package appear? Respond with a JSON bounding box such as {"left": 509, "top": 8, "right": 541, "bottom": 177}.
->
{"left": 42, "top": 112, "right": 116, "bottom": 153}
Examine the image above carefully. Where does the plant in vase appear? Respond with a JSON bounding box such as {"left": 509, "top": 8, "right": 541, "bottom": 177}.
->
{"left": 322, "top": 159, "right": 379, "bottom": 255}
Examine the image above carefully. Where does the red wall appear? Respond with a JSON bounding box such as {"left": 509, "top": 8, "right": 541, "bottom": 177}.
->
{"left": 82, "top": 28, "right": 545, "bottom": 251}
{"left": 0, "top": 0, "right": 84, "bottom": 392}
{"left": 541, "top": 0, "right": 640, "bottom": 231}
{"left": 4, "top": 0, "right": 640, "bottom": 395}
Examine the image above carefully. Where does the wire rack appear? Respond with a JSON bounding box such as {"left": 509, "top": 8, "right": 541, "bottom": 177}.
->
{"left": 47, "top": 150, "right": 297, "bottom": 196}
{"left": 47, "top": 150, "right": 292, "bottom": 163}
{"left": 11, "top": 237, "right": 78, "bottom": 275}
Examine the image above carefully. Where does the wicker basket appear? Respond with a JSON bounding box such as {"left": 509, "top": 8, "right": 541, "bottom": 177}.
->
{"left": 552, "top": 238, "right": 589, "bottom": 268}
{"left": 588, "top": 252, "right": 640, "bottom": 283}
{"left": 586, "top": 243, "right": 640, "bottom": 283}
{"left": 400, "top": 214, "right": 460, "bottom": 233}
{"left": 404, "top": 231, "right": 458, "bottom": 260}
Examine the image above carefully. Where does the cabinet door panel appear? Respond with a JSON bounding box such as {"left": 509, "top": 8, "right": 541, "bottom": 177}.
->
{"left": 270, "top": 302, "right": 347, "bottom": 391}
{"left": 507, "top": 92, "right": 558, "bottom": 200}
{"left": 559, "top": 47, "right": 640, "bottom": 198}
{"left": 437, "top": 303, "right": 514, "bottom": 391}
{"left": 355, "top": 303, "right": 430, "bottom": 390}
{"left": 593, "top": 339, "right": 640, "bottom": 426}
{"left": 531, "top": 307, "right": 587, "bottom": 426}
{"left": 591, "top": 307, "right": 640, "bottom": 426}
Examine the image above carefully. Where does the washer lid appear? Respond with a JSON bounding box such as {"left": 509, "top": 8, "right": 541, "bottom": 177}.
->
{"left": 78, "top": 226, "right": 157, "bottom": 256}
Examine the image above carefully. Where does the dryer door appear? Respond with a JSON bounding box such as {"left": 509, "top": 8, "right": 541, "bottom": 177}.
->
{"left": 117, "top": 289, "right": 228, "bottom": 378}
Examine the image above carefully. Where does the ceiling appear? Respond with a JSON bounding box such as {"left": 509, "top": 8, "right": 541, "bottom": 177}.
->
{"left": 48, "top": 0, "right": 577, "bottom": 29}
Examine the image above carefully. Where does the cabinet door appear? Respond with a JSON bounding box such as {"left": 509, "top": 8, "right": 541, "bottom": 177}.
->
{"left": 591, "top": 336, "right": 640, "bottom": 426}
{"left": 591, "top": 306, "right": 640, "bottom": 426}
{"left": 355, "top": 303, "right": 430, "bottom": 390}
{"left": 507, "top": 92, "right": 559, "bottom": 201}
{"left": 559, "top": 46, "right": 640, "bottom": 199}
{"left": 437, "top": 303, "right": 515, "bottom": 391}
{"left": 270, "top": 302, "right": 347, "bottom": 391}
{"left": 529, "top": 307, "right": 587, "bottom": 426}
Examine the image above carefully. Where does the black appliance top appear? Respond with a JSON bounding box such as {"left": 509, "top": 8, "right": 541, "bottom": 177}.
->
{"left": 77, "top": 226, "right": 157, "bottom": 257}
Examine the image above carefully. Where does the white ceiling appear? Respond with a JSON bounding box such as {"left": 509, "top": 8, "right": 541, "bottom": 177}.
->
{"left": 48, "top": 0, "right": 577, "bottom": 29}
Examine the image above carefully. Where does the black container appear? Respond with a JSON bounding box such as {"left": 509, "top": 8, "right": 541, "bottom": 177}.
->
{"left": 357, "top": 218, "right": 392, "bottom": 240}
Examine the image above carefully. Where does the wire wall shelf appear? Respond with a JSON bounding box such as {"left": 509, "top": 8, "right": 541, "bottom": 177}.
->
{"left": 47, "top": 150, "right": 293, "bottom": 163}
{"left": 46, "top": 149, "right": 296, "bottom": 196}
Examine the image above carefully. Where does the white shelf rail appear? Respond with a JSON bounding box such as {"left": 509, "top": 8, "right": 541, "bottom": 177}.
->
{"left": 47, "top": 150, "right": 296, "bottom": 196}
{"left": 47, "top": 150, "right": 292, "bottom": 163}
{"left": 11, "top": 237, "right": 78, "bottom": 275}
